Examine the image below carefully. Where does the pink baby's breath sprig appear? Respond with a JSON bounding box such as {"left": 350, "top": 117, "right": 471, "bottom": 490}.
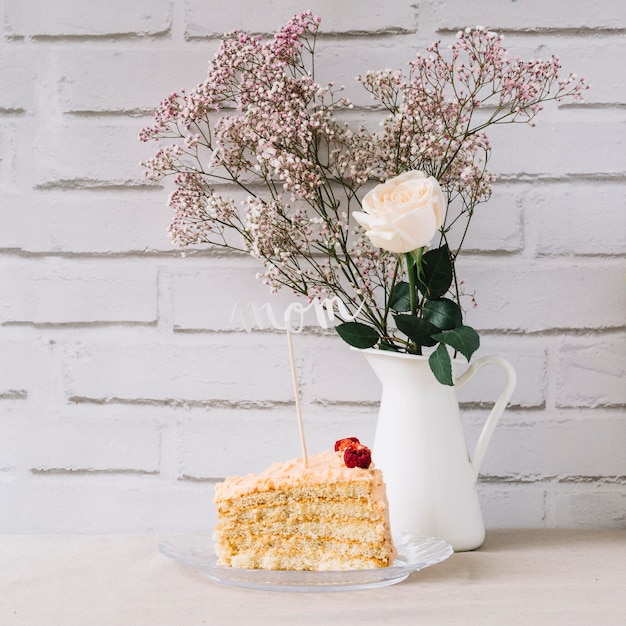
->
{"left": 140, "top": 16, "right": 587, "bottom": 354}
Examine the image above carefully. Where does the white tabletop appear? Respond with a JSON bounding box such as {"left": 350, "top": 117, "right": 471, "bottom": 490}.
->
{"left": 1, "top": 529, "right": 625, "bottom": 625}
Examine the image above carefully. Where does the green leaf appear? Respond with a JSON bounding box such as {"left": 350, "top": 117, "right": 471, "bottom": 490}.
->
{"left": 335, "top": 322, "right": 380, "bottom": 349}
{"left": 394, "top": 314, "right": 438, "bottom": 347}
{"left": 389, "top": 281, "right": 412, "bottom": 312}
{"left": 429, "top": 343, "right": 453, "bottom": 386}
{"left": 417, "top": 245, "right": 453, "bottom": 300}
{"left": 432, "top": 325, "right": 480, "bottom": 361}
{"left": 423, "top": 298, "right": 463, "bottom": 330}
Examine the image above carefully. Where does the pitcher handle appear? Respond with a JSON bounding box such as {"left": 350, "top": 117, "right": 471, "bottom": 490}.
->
{"left": 455, "top": 355, "right": 517, "bottom": 482}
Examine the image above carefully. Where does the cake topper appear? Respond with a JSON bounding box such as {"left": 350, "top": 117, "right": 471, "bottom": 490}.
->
{"left": 233, "top": 297, "right": 363, "bottom": 466}
{"left": 233, "top": 296, "right": 364, "bottom": 334}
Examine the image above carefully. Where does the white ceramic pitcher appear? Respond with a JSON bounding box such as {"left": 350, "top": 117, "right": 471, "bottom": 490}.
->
{"left": 360, "top": 348, "right": 517, "bottom": 551}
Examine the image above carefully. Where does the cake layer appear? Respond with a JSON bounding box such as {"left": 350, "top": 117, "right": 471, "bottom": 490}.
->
{"left": 216, "top": 495, "right": 382, "bottom": 522}
{"left": 215, "top": 482, "right": 377, "bottom": 514}
{"left": 214, "top": 533, "right": 391, "bottom": 559}
{"left": 216, "top": 517, "right": 388, "bottom": 544}
{"left": 227, "top": 551, "right": 387, "bottom": 571}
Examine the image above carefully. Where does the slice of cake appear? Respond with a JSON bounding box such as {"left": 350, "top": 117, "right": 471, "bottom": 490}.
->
{"left": 213, "top": 438, "right": 396, "bottom": 571}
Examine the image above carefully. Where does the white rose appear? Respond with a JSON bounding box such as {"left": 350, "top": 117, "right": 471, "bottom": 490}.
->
{"left": 353, "top": 171, "right": 446, "bottom": 253}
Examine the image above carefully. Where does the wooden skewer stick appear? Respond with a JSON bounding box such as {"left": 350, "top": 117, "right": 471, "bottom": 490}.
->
{"left": 286, "top": 329, "right": 308, "bottom": 467}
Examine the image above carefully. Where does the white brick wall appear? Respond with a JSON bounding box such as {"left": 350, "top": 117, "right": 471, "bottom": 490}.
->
{"left": 1, "top": 0, "right": 624, "bottom": 534}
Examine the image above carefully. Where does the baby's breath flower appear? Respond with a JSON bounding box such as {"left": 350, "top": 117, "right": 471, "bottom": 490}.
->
{"left": 139, "top": 14, "right": 587, "bottom": 349}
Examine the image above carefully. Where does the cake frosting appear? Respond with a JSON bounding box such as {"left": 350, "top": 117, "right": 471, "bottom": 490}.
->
{"left": 213, "top": 441, "right": 396, "bottom": 571}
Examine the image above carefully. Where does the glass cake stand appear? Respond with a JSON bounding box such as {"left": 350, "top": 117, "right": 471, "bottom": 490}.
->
{"left": 158, "top": 532, "right": 453, "bottom": 592}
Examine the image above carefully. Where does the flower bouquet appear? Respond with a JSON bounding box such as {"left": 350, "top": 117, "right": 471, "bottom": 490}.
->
{"left": 140, "top": 11, "right": 586, "bottom": 384}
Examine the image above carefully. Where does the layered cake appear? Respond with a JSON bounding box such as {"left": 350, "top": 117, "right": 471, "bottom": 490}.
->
{"left": 213, "top": 438, "right": 396, "bottom": 570}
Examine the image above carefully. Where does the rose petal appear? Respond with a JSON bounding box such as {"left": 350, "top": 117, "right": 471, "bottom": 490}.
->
{"left": 395, "top": 207, "right": 439, "bottom": 249}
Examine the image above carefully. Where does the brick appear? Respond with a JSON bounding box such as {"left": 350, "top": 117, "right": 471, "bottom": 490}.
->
{"left": 30, "top": 412, "right": 162, "bottom": 473}
{"left": 526, "top": 183, "right": 626, "bottom": 255}
{"left": 461, "top": 259, "right": 625, "bottom": 332}
{"left": 0, "top": 339, "right": 34, "bottom": 398}
{"left": 0, "top": 405, "right": 19, "bottom": 469}
{"left": 0, "top": 260, "right": 157, "bottom": 324}
{"left": 487, "top": 116, "right": 626, "bottom": 178}
{"left": 63, "top": 334, "right": 295, "bottom": 403}
{"left": 310, "top": 36, "right": 421, "bottom": 107}
{"left": 0, "top": 480, "right": 22, "bottom": 532}
{"left": 56, "top": 48, "right": 213, "bottom": 113}
{"left": 179, "top": 408, "right": 307, "bottom": 478}
{"left": 5, "top": 0, "right": 172, "bottom": 38}
{"left": 0, "top": 192, "right": 172, "bottom": 253}
{"left": 447, "top": 182, "right": 524, "bottom": 253}
{"left": 301, "top": 333, "right": 381, "bottom": 404}
{"left": 185, "top": 0, "right": 417, "bottom": 38}
{"left": 565, "top": 39, "right": 626, "bottom": 105}
{"left": 555, "top": 334, "right": 626, "bottom": 408}
{"left": 34, "top": 120, "right": 153, "bottom": 188}
{"left": 430, "top": 0, "right": 626, "bottom": 31}
{"left": 477, "top": 482, "right": 547, "bottom": 528}
{"left": 0, "top": 121, "right": 18, "bottom": 189}
{"left": 0, "top": 48, "right": 34, "bottom": 111}
{"left": 476, "top": 415, "right": 626, "bottom": 479}
{"left": 547, "top": 484, "right": 626, "bottom": 529}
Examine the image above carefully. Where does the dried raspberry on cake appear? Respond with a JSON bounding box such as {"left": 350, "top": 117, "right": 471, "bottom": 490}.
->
{"left": 343, "top": 443, "right": 372, "bottom": 469}
{"left": 334, "top": 437, "right": 360, "bottom": 452}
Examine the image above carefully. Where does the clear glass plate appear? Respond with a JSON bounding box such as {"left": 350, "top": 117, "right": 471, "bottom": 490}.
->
{"left": 158, "top": 532, "right": 453, "bottom": 592}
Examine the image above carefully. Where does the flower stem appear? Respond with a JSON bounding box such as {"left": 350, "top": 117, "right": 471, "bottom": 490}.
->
{"left": 405, "top": 252, "right": 418, "bottom": 317}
